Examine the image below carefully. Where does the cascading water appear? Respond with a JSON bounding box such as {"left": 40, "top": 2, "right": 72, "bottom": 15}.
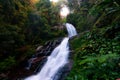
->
{"left": 25, "top": 23, "right": 77, "bottom": 80}
{"left": 66, "top": 23, "right": 77, "bottom": 38}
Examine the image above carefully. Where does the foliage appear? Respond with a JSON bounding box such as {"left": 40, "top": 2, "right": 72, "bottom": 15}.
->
{"left": 0, "top": 0, "right": 64, "bottom": 73}
{"left": 67, "top": 13, "right": 91, "bottom": 32}
{"left": 89, "top": 0, "right": 120, "bottom": 27}
{"left": 67, "top": 0, "right": 95, "bottom": 32}
{"left": 66, "top": 22, "right": 120, "bottom": 79}
{"left": 0, "top": 56, "right": 16, "bottom": 72}
{"left": 0, "top": 0, "right": 120, "bottom": 79}
{"left": 66, "top": 0, "right": 120, "bottom": 79}
{"left": 0, "top": 0, "right": 33, "bottom": 73}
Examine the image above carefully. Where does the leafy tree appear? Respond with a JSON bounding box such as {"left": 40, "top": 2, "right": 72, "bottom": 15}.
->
{"left": 89, "top": 0, "right": 120, "bottom": 27}
{"left": 0, "top": 0, "right": 33, "bottom": 72}
{"left": 66, "top": 0, "right": 120, "bottom": 80}
{"left": 67, "top": 0, "right": 95, "bottom": 32}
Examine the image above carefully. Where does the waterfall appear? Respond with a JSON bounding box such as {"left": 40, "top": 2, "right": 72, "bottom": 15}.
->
{"left": 25, "top": 23, "right": 77, "bottom": 80}
{"left": 65, "top": 23, "right": 77, "bottom": 38}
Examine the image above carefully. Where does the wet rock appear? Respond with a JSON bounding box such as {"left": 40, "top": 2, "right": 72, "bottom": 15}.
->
{"left": 23, "top": 38, "right": 64, "bottom": 76}
{"left": 7, "top": 37, "right": 66, "bottom": 79}
{"left": 0, "top": 73, "right": 8, "bottom": 79}
{"left": 36, "top": 46, "right": 43, "bottom": 52}
{"left": 33, "top": 57, "right": 47, "bottom": 74}
{"left": 53, "top": 60, "right": 73, "bottom": 80}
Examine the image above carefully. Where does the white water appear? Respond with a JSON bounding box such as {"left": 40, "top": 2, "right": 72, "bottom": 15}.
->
{"left": 25, "top": 23, "right": 77, "bottom": 80}
{"left": 65, "top": 23, "right": 77, "bottom": 38}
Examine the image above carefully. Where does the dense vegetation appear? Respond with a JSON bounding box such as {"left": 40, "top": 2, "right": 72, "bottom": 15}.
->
{"left": 66, "top": 0, "right": 120, "bottom": 79}
{"left": 0, "top": 0, "right": 64, "bottom": 74}
{"left": 0, "top": 0, "right": 120, "bottom": 80}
